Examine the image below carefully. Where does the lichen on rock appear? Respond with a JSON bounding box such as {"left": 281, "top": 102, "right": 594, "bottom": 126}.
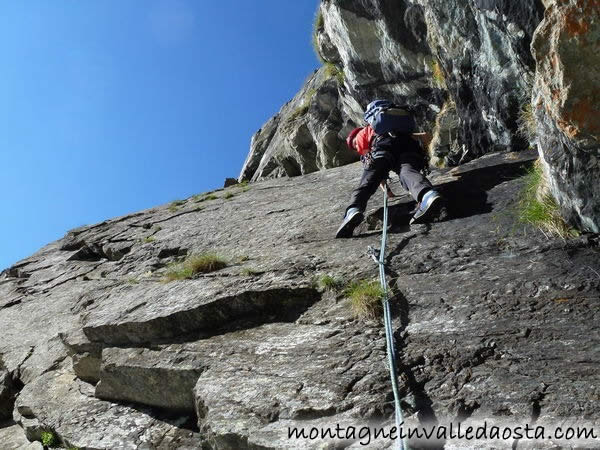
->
{"left": 531, "top": 0, "right": 600, "bottom": 232}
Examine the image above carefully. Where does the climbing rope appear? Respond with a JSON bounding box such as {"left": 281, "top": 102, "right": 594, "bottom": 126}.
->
{"left": 368, "top": 186, "right": 406, "bottom": 450}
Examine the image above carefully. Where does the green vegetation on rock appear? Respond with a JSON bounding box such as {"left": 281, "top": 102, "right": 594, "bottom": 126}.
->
{"left": 194, "top": 193, "right": 219, "bottom": 203}
{"left": 312, "top": 8, "right": 325, "bottom": 63}
{"left": 287, "top": 88, "right": 317, "bottom": 123}
{"left": 316, "top": 274, "right": 343, "bottom": 292}
{"left": 164, "top": 253, "right": 228, "bottom": 281}
{"left": 518, "top": 162, "right": 579, "bottom": 239}
{"left": 41, "top": 431, "right": 58, "bottom": 447}
{"left": 344, "top": 279, "right": 384, "bottom": 320}
{"left": 324, "top": 62, "right": 344, "bottom": 85}
{"left": 168, "top": 200, "right": 186, "bottom": 212}
{"left": 517, "top": 102, "right": 537, "bottom": 143}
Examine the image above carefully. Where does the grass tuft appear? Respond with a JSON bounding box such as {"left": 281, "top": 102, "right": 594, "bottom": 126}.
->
{"left": 324, "top": 62, "right": 345, "bottom": 85}
{"left": 344, "top": 279, "right": 384, "bottom": 320}
{"left": 194, "top": 193, "right": 219, "bottom": 203}
{"left": 41, "top": 431, "right": 58, "bottom": 447}
{"left": 517, "top": 102, "right": 537, "bottom": 142}
{"left": 288, "top": 105, "right": 309, "bottom": 122}
{"left": 286, "top": 88, "right": 317, "bottom": 124}
{"left": 317, "top": 274, "right": 343, "bottom": 291}
{"left": 163, "top": 253, "right": 227, "bottom": 282}
{"left": 518, "top": 162, "right": 579, "bottom": 239}
{"left": 312, "top": 8, "right": 325, "bottom": 63}
{"left": 168, "top": 200, "right": 186, "bottom": 212}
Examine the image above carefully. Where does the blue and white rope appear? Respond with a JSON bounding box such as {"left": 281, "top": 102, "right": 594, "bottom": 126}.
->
{"left": 371, "top": 187, "right": 406, "bottom": 450}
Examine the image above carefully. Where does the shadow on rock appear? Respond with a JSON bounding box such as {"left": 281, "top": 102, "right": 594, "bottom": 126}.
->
{"left": 365, "top": 158, "right": 535, "bottom": 230}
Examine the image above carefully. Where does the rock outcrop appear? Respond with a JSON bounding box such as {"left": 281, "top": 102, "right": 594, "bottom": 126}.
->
{"left": 240, "top": 0, "right": 441, "bottom": 182}
{"left": 241, "top": 0, "right": 599, "bottom": 233}
{"left": 241, "top": 0, "right": 544, "bottom": 179}
{"left": 532, "top": 0, "right": 600, "bottom": 232}
{"left": 2, "top": 149, "right": 599, "bottom": 448}
{"left": 239, "top": 67, "right": 359, "bottom": 181}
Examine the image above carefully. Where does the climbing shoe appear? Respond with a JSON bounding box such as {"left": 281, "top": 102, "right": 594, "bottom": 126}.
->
{"left": 410, "top": 190, "right": 446, "bottom": 225}
{"left": 335, "top": 207, "right": 364, "bottom": 238}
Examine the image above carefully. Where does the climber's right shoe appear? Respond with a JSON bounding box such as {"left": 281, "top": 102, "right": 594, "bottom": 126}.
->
{"left": 410, "top": 190, "right": 445, "bottom": 225}
{"left": 335, "top": 207, "right": 364, "bottom": 238}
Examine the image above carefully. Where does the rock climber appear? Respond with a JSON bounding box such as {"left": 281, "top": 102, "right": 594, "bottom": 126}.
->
{"left": 336, "top": 121, "right": 445, "bottom": 238}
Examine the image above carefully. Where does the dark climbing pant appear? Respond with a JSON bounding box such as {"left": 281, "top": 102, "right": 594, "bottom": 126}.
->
{"left": 346, "top": 151, "right": 432, "bottom": 214}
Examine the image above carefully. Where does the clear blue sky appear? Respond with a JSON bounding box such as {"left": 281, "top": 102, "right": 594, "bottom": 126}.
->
{"left": 0, "top": 0, "right": 320, "bottom": 270}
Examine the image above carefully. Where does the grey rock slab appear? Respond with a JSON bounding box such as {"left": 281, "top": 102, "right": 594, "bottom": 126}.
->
{"left": 0, "top": 283, "right": 85, "bottom": 377}
{"left": 96, "top": 346, "right": 208, "bottom": 412}
{"left": 1, "top": 148, "right": 598, "bottom": 449}
{"left": 0, "top": 363, "right": 17, "bottom": 420}
{"left": 59, "top": 328, "right": 103, "bottom": 383}
{"left": 14, "top": 364, "right": 201, "bottom": 449}
{"left": 81, "top": 279, "right": 322, "bottom": 346}
{"left": 72, "top": 351, "right": 102, "bottom": 384}
{"left": 15, "top": 335, "right": 69, "bottom": 386}
{"left": 392, "top": 200, "right": 600, "bottom": 425}
{"left": 0, "top": 422, "right": 42, "bottom": 450}
{"left": 93, "top": 322, "right": 389, "bottom": 425}
{"left": 192, "top": 322, "right": 390, "bottom": 449}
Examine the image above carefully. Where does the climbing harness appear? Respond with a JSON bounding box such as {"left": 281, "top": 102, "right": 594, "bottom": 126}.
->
{"left": 367, "top": 186, "right": 407, "bottom": 450}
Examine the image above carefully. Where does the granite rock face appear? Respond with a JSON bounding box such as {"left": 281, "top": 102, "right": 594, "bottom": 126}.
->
{"left": 0, "top": 359, "right": 18, "bottom": 421}
{"left": 239, "top": 67, "right": 359, "bottom": 181}
{"left": 531, "top": 0, "right": 600, "bottom": 232}
{"left": 242, "top": 0, "right": 544, "bottom": 179}
{"left": 420, "top": 0, "right": 544, "bottom": 160}
{"left": 240, "top": 0, "right": 440, "bottom": 182}
{"left": 2, "top": 150, "right": 600, "bottom": 448}
{"left": 242, "top": 0, "right": 600, "bottom": 230}
{"left": 14, "top": 363, "right": 201, "bottom": 449}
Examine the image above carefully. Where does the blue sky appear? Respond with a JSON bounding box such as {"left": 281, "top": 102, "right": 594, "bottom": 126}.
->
{"left": 0, "top": 0, "right": 320, "bottom": 270}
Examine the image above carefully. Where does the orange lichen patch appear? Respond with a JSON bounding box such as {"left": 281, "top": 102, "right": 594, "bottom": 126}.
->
{"left": 564, "top": 10, "right": 589, "bottom": 36}
{"left": 557, "top": 119, "right": 579, "bottom": 138}
{"left": 563, "top": 0, "right": 599, "bottom": 37}
{"left": 553, "top": 298, "right": 570, "bottom": 304}
{"left": 563, "top": 98, "right": 600, "bottom": 136}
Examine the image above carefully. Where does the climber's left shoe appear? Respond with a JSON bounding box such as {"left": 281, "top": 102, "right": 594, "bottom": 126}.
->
{"left": 410, "top": 190, "right": 446, "bottom": 225}
{"left": 336, "top": 207, "right": 364, "bottom": 238}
